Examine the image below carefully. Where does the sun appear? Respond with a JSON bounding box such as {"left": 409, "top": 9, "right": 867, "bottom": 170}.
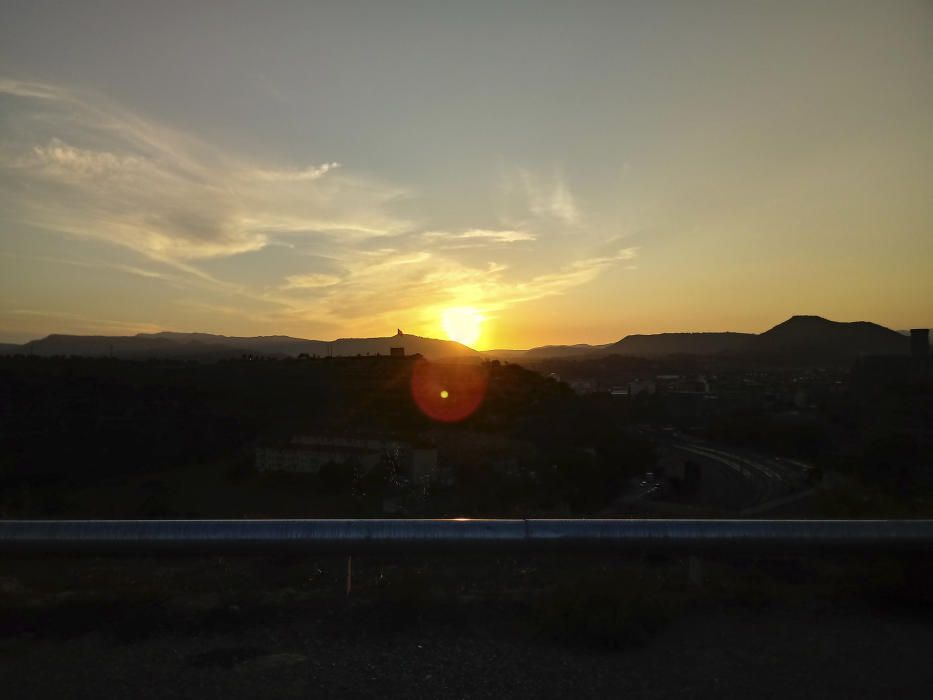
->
{"left": 441, "top": 306, "right": 484, "bottom": 347}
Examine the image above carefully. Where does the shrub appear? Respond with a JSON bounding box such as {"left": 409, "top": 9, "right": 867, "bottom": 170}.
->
{"left": 531, "top": 573, "right": 678, "bottom": 650}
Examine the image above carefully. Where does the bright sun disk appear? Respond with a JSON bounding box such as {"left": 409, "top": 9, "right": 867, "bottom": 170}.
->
{"left": 441, "top": 306, "right": 483, "bottom": 347}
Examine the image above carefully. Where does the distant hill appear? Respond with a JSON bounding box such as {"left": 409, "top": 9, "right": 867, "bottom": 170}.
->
{"left": 8, "top": 315, "right": 921, "bottom": 363}
{"left": 482, "top": 344, "right": 606, "bottom": 361}
{"left": 480, "top": 348, "right": 530, "bottom": 362}
{"left": 17, "top": 334, "right": 241, "bottom": 360}
{"left": 524, "top": 343, "right": 611, "bottom": 359}
{"left": 602, "top": 332, "right": 753, "bottom": 357}
{"left": 485, "top": 333, "right": 752, "bottom": 361}
{"left": 482, "top": 315, "right": 919, "bottom": 363}
{"left": 750, "top": 315, "right": 909, "bottom": 358}
{"left": 15, "top": 330, "right": 476, "bottom": 361}
{"left": 322, "top": 332, "right": 476, "bottom": 359}
{"left": 136, "top": 332, "right": 314, "bottom": 356}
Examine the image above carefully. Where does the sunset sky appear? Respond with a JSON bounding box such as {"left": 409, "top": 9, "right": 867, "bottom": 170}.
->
{"left": 1, "top": 1, "right": 931, "bottom": 349}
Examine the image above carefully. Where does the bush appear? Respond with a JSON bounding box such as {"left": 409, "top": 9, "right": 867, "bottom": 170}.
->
{"left": 318, "top": 461, "right": 357, "bottom": 495}
{"left": 531, "top": 573, "right": 679, "bottom": 650}
{"left": 224, "top": 458, "right": 256, "bottom": 484}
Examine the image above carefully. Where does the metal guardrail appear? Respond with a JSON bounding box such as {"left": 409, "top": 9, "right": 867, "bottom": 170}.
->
{"left": 1, "top": 519, "right": 933, "bottom": 554}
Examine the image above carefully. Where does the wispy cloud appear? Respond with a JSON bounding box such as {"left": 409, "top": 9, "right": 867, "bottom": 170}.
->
{"left": 253, "top": 162, "right": 341, "bottom": 181}
{"left": 0, "top": 78, "right": 66, "bottom": 100}
{"left": 266, "top": 247, "right": 640, "bottom": 332}
{"left": 6, "top": 308, "right": 163, "bottom": 336}
{"left": 424, "top": 228, "right": 536, "bottom": 244}
{"left": 448, "top": 247, "right": 639, "bottom": 311}
{"left": 282, "top": 273, "right": 343, "bottom": 290}
{"left": 27, "top": 138, "right": 147, "bottom": 177}
{"left": 0, "top": 250, "right": 170, "bottom": 280}
{"left": 0, "top": 80, "right": 406, "bottom": 265}
{"left": 519, "top": 169, "right": 579, "bottom": 224}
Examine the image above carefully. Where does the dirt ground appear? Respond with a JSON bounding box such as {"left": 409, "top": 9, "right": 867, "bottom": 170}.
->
{"left": 2, "top": 553, "right": 932, "bottom": 699}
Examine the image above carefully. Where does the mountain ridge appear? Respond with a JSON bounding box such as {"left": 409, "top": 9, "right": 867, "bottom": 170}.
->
{"left": 482, "top": 315, "right": 917, "bottom": 361}
{"left": 1, "top": 315, "right": 923, "bottom": 362}
{"left": 2, "top": 330, "right": 477, "bottom": 361}
{"left": 747, "top": 314, "right": 908, "bottom": 358}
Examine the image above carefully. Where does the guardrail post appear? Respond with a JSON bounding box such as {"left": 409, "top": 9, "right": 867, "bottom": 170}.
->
{"left": 687, "top": 554, "right": 703, "bottom": 588}
{"left": 346, "top": 554, "right": 352, "bottom": 597}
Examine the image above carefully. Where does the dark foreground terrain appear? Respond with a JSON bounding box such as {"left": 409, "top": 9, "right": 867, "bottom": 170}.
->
{"left": 2, "top": 553, "right": 932, "bottom": 699}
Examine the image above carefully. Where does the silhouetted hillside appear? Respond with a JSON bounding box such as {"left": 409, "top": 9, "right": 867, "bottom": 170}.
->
{"left": 141, "top": 330, "right": 477, "bottom": 360}
{"left": 480, "top": 348, "right": 530, "bottom": 361}
{"left": 486, "top": 333, "right": 752, "bottom": 361}
{"left": 523, "top": 344, "right": 610, "bottom": 359}
{"left": 603, "top": 332, "right": 753, "bottom": 357}
{"left": 16, "top": 330, "right": 476, "bottom": 361}
{"left": 484, "top": 315, "right": 920, "bottom": 364}
{"left": 137, "top": 332, "right": 312, "bottom": 356}
{"left": 0, "top": 355, "right": 593, "bottom": 490}
{"left": 9, "top": 316, "right": 921, "bottom": 364}
{"left": 751, "top": 315, "right": 909, "bottom": 359}
{"left": 324, "top": 332, "right": 476, "bottom": 360}
{"left": 17, "top": 335, "right": 245, "bottom": 360}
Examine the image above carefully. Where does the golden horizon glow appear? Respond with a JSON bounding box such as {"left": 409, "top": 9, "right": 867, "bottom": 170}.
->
{"left": 441, "top": 306, "right": 484, "bottom": 348}
{"left": 1, "top": 5, "right": 931, "bottom": 347}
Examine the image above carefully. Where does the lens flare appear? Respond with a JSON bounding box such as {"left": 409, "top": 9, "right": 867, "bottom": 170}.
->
{"left": 411, "top": 358, "right": 488, "bottom": 422}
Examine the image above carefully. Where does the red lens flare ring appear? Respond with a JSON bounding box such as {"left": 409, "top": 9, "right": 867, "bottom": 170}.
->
{"left": 410, "top": 358, "right": 489, "bottom": 423}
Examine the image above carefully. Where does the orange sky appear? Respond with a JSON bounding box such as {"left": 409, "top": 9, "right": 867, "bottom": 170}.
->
{"left": 1, "top": 2, "right": 931, "bottom": 349}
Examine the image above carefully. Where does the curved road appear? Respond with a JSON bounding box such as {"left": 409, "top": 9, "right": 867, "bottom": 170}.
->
{"left": 656, "top": 433, "right": 815, "bottom": 512}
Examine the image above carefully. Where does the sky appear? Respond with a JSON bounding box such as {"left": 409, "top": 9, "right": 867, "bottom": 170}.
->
{"left": 0, "top": 0, "right": 931, "bottom": 349}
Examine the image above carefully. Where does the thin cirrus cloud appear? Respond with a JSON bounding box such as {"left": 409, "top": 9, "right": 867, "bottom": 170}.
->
{"left": 0, "top": 79, "right": 408, "bottom": 264}
{"left": 253, "top": 162, "right": 341, "bottom": 181}
{"left": 518, "top": 169, "right": 579, "bottom": 225}
{"left": 29, "top": 138, "right": 148, "bottom": 178}
{"left": 270, "top": 247, "right": 639, "bottom": 332}
{"left": 6, "top": 308, "right": 164, "bottom": 336}
{"left": 0, "top": 250, "right": 170, "bottom": 282}
{"left": 282, "top": 273, "right": 343, "bottom": 290}
{"left": 0, "top": 78, "right": 639, "bottom": 339}
{"left": 423, "top": 228, "right": 536, "bottom": 245}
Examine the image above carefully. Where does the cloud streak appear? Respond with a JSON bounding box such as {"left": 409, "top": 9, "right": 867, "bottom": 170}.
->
{"left": 266, "top": 247, "right": 640, "bottom": 332}
{"left": 254, "top": 162, "right": 341, "bottom": 181}
{"left": 282, "top": 273, "right": 343, "bottom": 290}
{"left": 423, "top": 228, "right": 536, "bottom": 245}
{"left": 5, "top": 308, "right": 164, "bottom": 336}
{"left": 520, "top": 169, "right": 579, "bottom": 224}
{"left": 0, "top": 80, "right": 406, "bottom": 264}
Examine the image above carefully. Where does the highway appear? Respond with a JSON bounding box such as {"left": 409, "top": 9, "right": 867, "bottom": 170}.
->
{"left": 647, "top": 430, "right": 816, "bottom": 513}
